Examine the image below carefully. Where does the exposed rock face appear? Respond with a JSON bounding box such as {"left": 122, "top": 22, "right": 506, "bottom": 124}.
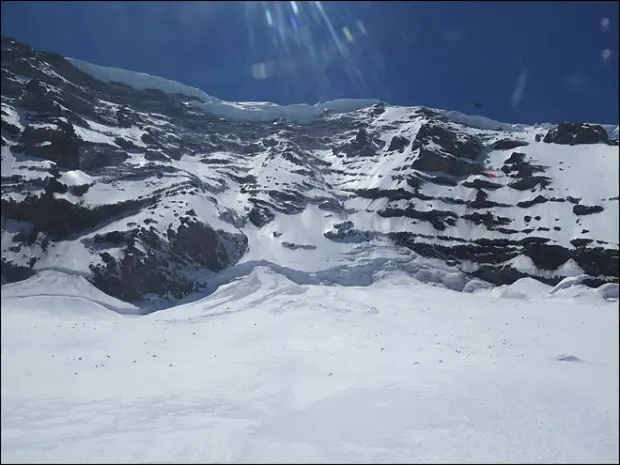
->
{"left": 18, "top": 119, "right": 80, "bottom": 169}
{"left": 323, "top": 221, "right": 375, "bottom": 243}
{"left": 572, "top": 204, "right": 604, "bottom": 216}
{"left": 411, "top": 148, "right": 482, "bottom": 177}
{"left": 500, "top": 152, "right": 551, "bottom": 191}
{"left": 489, "top": 139, "right": 529, "bottom": 151}
{"left": 415, "top": 122, "right": 483, "bottom": 159}
{"left": 89, "top": 220, "right": 248, "bottom": 301}
{"left": 281, "top": 241, "right": 317, "bottom": 250}
{"left": 387, "top": 135, "right": 410, "bottom": 153}
{"left": 1, "top": 35, "right": 618, "bottom": 303}
{"left": 334, "top": 128, "right": 383, "bottom": 158}
{"left": 543, "top": 122, "right": 610, "bottom": 145}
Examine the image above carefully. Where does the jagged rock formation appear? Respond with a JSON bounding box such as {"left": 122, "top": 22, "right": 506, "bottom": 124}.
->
{"left": 2, "top": 36, "right": 618, "bottom": 301}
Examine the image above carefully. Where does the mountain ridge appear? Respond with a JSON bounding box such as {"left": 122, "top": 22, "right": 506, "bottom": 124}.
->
{"left": 67, "top": 55, "right": 620, "bottom": 133}
{"left": 1, "top": 36, "right": 618, "bottom": 308}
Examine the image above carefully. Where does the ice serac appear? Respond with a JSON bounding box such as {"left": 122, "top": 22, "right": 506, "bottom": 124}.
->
{"left": 1, "top": 35, "right": 618, "bottom": 304}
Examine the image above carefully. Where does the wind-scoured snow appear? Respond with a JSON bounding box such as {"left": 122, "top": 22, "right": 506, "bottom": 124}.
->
{"left": 1, "top": 267, "right": 618, "bottom": 463}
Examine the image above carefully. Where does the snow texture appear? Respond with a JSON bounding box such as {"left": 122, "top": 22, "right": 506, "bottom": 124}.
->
{"left": 1, "top": 266, "right": 618, "bottom": 463}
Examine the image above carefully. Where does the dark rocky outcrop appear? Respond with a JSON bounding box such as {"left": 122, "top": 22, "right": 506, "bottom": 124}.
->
{"left": 468, "top": 189, "right": 508, "bottom": 209}
{"left": 1, "top": 190, "right": 155, "bottom": 240}
{"left": 370, "top": 102, "right": 385, "bottom": 116}
{"left": 80, "top": 143, "right": 129, "bottom": 170}
{"left": 390, "top": 231, "right": 618, "bottom": 287}
{"left": 354, "top": 188, "right": 415, "bottom": 201}
{"left": 461, "top": 212, "right": 511, "bottom": 228}
{"left": 488, "top": 138, "right": 529, "bottom": 151}
{"left": 517, "top": 195, "right": 548, "bottom": 208}
{"left": 411, "top": 148, "right": 482, "bottom": 177}
{"left": 281, "top": 242, "right": 317, "bottom": 250}
{"left": 461, "top": 177, "right": 502, "bottom": 190}
{"left": 90, "top": 221, "right": 247, "bottom": 301}
{"left": 334, "top": 128, "right": 380, "bottom": 158}
{"left": 522, "top": 243, "right": 570, "bottom": 271}
{"left": 247, "top": 202, "right": 275, "bottom": 227}
{"left": 379, "top": 206, "right": 457, "bottom": 231}
{"left": 500, "top": 151, "right": 551, "bottom": 191}
{"left": 1, "top": 258, "right": 36, "bottom": 283}
{"left": 509, "top": 176, "right": 551, "bottom": 191}
{"left": 387, "top": 135, "right": 410, "bottom": 153}
{"left": 570, "top": 238, "right": 593, "bottom": 248}
{"left": 501, "top": 151, "right": 546, "bottom": 178}
{"left": 573, "top": 204, "right": 604, "bottom": 216}
{"left": 18, "top": 119, "right": 80, "bottom": 169}
{"left": 413, "top": 122, "right": 483, "bottom": 160}
{"left": 324, "top": 221, "right": 375, "bottom": 243}
{"left": 543, "top": 122, "right": 610, "bottom": 145}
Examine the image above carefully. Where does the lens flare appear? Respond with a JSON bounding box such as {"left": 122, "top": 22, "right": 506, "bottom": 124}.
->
{"left": 343, "top": 26, "right": 354, "bottom": 43}
{"left": 290, "top": 1, "right": 299, "bottom": 16}
{"left": 243, "top": 1, "right": 386, "bottom": 101}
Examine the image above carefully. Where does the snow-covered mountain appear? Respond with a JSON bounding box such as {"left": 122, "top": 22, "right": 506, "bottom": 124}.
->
{"left": 1, "top": 36, "right": 619, "bottom": 307}
{"left": 2, "top": 36, "right": 619, "bottom": 463}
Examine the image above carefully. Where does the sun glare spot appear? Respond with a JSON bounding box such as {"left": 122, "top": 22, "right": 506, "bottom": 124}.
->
{"left": 356, "top": 20, "right": 367, "bottom": 35}
{"left": 290, "top": 1, "right": 299, "bottom": 16}
{"left": 343, "top": 27, "right": 354, "bottom": 43}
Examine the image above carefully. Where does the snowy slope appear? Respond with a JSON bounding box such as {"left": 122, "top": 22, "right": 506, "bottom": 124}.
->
{"left": 1, "top": 268, "right": 618, "bottom": 463}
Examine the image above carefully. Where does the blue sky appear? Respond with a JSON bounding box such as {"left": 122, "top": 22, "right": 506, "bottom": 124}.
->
{"left": 2, "top": 1, "right": 618, "bottom": 125}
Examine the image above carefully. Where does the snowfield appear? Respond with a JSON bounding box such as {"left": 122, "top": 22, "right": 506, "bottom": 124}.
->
{"left": 2, "top": 268, "right": 618, "bottom": 464}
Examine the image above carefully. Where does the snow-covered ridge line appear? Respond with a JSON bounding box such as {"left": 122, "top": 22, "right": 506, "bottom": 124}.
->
{"left": 67, "top": 57, "right": 619, "bottom": 133}
{"left": 436, "top": 109, "right": 618, "bottom": 136}
{"left": 67, "top": 58, "right": 379, "bottom": 124}
{"left": 67, "top": 58, "right": 212, "bottom": 102}
{"left": 439, "top": 110, "right": 549, "bottom": 133}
